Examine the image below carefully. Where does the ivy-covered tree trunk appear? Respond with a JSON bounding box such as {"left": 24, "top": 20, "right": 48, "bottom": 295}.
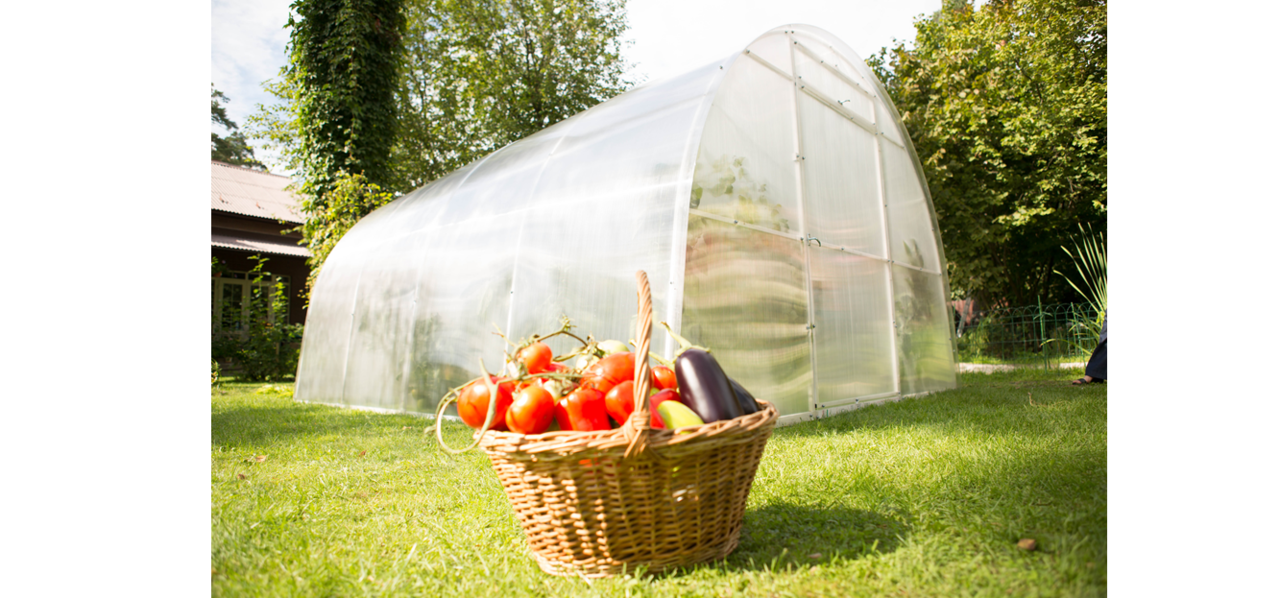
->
{"left": 288, "top": 0, "right": 405, "bottom": 200}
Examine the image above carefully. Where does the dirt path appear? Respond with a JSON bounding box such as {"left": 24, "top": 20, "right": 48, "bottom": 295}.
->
{"left": 958, "top": 362, "right": 1084, "bottom": 373}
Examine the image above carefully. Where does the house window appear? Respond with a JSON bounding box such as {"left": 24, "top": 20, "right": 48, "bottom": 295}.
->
{"left": 211, "top": 271, "right": 290, "bottom": 332}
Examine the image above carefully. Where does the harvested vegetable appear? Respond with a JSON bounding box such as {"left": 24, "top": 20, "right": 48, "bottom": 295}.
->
{"left": 657, "top": 400, "right": 704, "bottom": 430}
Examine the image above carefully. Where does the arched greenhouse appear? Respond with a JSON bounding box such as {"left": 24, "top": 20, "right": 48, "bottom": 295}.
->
{"left": 295, "top": 24, "right": 956, "bottom": 425}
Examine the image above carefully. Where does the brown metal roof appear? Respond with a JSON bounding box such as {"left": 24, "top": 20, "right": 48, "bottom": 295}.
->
{"left": 211, "top": 232, "right": 310, "bottom": 258}
{"left": 210, "top": 161, "right": 305, "bottom": 223}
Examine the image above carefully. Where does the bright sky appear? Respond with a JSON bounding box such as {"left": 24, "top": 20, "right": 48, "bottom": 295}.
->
{"left": 211, "top": 0, "right": 942, "bottom": 171}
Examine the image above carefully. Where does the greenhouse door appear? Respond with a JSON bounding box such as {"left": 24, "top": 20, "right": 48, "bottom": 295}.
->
{"left": 793, "top": 70, "right": 900, "bottom": 412}
{"left": 803, "top": 242, "right": 898, "bottom": 412}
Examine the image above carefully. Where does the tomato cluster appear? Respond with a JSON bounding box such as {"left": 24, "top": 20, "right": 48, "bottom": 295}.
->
{"left": 454, "top": 338, "right": 684, "bottom": 436}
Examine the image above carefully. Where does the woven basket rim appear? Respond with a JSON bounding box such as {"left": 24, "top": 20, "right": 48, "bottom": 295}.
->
{"left": 476, "top": 401, "right": 778, "bottom": 460}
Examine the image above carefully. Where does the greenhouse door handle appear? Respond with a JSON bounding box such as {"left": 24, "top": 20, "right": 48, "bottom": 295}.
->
{"left": 805, "top": 235, "right": 822, "bottom": 247}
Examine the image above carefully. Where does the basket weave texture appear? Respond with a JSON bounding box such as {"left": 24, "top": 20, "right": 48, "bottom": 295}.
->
{"left": 475, "top": 271, "right": 778, "bottom": 577}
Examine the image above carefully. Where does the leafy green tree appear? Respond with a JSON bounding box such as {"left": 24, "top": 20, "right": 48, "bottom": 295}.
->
{"left": 250, "top": 0, "right": 631, "bottom": 195}
{"left": 868, "top": 0, "right": 1106, "bottom": 307}
{"left": 297, "top": 171, "right": 397, "bottom": 298}
{"left": 389, "top": 0, "right": 631, "bottom": 191}
{"left": 211, "top": 85, "right": 266, "bottom": 170}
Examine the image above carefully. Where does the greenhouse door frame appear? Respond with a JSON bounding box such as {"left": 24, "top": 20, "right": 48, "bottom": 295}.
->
{"left": 781, "top": 31, "right": 903, "bottom": 423}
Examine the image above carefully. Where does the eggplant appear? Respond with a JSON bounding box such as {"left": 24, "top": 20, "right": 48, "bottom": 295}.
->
{"left": 673, "top": 348, "right": 743, "bottom": 423}
{"left": 727, "top": 376, "right": 760, "bottom": 415}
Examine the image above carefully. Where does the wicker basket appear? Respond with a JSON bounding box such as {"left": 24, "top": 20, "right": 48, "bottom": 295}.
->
{"left": 465, "top": 271, "right": 778, "bottom": 577}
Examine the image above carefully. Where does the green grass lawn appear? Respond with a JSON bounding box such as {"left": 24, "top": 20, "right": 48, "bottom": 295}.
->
{"left": 212, "top": 368, "right": 1106, "bottom": 597}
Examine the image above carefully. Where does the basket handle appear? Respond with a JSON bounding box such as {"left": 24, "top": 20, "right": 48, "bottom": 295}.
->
{"left": 432, "top": 359, "right": 502, "bottom": 454}
{"left": 623, "top": 271, "right": 655, "bottom": 458}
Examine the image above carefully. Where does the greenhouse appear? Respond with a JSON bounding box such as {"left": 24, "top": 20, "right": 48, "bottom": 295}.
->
{"left": 295, "top": 24, "right": 956, "bottom": 425}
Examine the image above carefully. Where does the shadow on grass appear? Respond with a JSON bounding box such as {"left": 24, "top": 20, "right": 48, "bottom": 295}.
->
{"left": 727, "top": 502, "right": 908, "bottom": 569}
{"left": 647, "top": 503, "right": 907, "bottom": 578}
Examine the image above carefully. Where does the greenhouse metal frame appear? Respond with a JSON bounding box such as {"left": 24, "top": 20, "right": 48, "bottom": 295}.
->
{"left": 295, "top": 24, "right": 956, "bottom": 425}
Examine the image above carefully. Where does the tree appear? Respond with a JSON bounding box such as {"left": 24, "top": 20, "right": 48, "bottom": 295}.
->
{"left": 247, "top": 0, "right": 631, "bottom": 300}
{"left": 286, "top": 0, "right": 406, "bottom": 200}
{"left": 297, "top": 171, "right": 397, "bottom": 297}
{"left": 389, "top": 0, "right": 631, "bottom": 191}
{"left": 211, "top": 85, "right": 266, "bottom": 170}
{"left": 249, "top": 0, "right": 632, "bottom": 195}
{"left": 868, "top": 0, "right": 1106, "bottom": 307}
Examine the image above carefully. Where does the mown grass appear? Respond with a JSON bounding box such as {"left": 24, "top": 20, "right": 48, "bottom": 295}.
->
{"left": 212, "top": 368, "right": 1105, "bottom": 597}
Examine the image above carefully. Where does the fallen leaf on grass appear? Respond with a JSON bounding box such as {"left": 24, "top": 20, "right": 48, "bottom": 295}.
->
{"left": 358, "top": 450, "right": 367, "bottom": 457}
{"left": 1017, "top": 538, "right": 1037, "bottom": 551}
{"left": 807, "top": 553, "right": 823, "bottom": 559}
{"left": 245, "top": 455, "right": 267, "bottom": 463}
{"left": 237, "top": 474, "right": 247, "bottom": 480}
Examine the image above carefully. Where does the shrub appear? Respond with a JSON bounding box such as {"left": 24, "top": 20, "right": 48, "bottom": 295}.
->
{"left": 213, "top": 256, "right": 304, "bottom": 381}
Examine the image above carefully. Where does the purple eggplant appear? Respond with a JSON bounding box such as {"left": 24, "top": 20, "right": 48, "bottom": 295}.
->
{"left": 728, "top": 376, "right": 760, "bottom": 415}
{"left": 673, "top": 348, "right": 743, "bottom": 423}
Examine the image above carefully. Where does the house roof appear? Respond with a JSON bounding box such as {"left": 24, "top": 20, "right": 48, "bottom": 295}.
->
{"left": 210, "top": 161, "right": 305, "bottom": 223}
{"left": 212, "top": 232, "right": 310, "bottom": 258}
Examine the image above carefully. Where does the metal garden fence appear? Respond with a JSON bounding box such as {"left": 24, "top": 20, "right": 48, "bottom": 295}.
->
{"left": 953, "top": 302, "right": 1100, "bottom": 369}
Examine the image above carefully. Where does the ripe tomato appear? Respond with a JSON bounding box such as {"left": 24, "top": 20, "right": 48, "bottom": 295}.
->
{"left": 588, "top": 352, "right": 635, "bottom": 386}
{"left": 652, "top": 366, "right": 677, "bottom": 390}
{"left": 579, "top": 375, "right": 617, "bottom": 395}
{"left": 505, "top": 385, "right": 556, "bottom": 435}
{"left": 456, "top": 376, "right": 515, "bottom": 430}
{"left": 648, "top": 389, "right": 681, "bottom": 429}
{"left": 517, "top": 341, "right": 553, "bottom": 375}
{"left": 562, "top": 388, "right": 610, "bottom": 431}
{"left": 604, "top": 380, "right": 635, "bottom": 426}
{"left": 553, "top": 397, "right": 572, "bottom": 431}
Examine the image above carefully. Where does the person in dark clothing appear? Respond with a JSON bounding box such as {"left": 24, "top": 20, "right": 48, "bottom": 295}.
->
{"left": 1073, "top": 312, "right": 1107, "bottom": 384}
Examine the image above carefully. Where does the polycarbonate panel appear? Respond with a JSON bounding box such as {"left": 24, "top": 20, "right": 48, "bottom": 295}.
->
{"left": 791, "top": 32, "right": 877, "bottom": 98}
{"left": 681, "top": 216, "right": 811, "bottom": 416}
{"left": 402, "top": 216, "right": 520, "bottom": 414}
{"left": 529, "top": 73, "right": 712, "bottom": 211}
{"left": 794, "top": 50, "right": 873, "bottom": 125}
{"left": 893, "top": 266, "right": 956, "bottom": 394}
{"left": 507, "top": 189, "right": 678, "bottom": 355}
{"left": 692, "top": 53, "right": 799, "bottom": 233}
{"left": 340, "top": 232, "right": 428, "bottom": 410}
{"left": 432, "top": 129, "right": 571, "bottom": 225}
{"left": 875, "top": 99, "right": 905, "bottom": 146}
{"left": 378, "top": 160, "right": 478, "bottom": 233}
{"left": 797, "top": 92, "right": 884, "bottom": 257}
{"left": 292, "top": 247, "right": 360, "bottom": 404}
{"left": 880, "top": 138, "right": 942, "bottom": 273}
{"left": 809, "top": 247, "right": 896, "bottom": 404}
{"left": 745, "top": 32, "right": 792, "bottom": 76}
